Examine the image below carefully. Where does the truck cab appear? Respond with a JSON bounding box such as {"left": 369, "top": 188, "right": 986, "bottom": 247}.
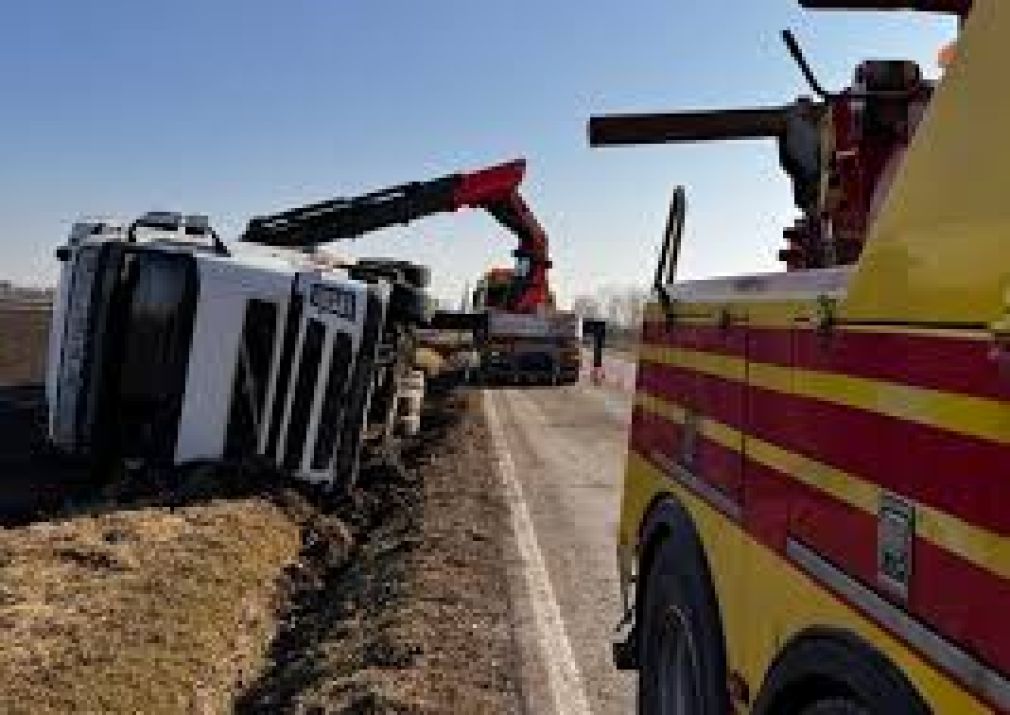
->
{"left": 47, "top": 215, "right": 424, "bottom": 489}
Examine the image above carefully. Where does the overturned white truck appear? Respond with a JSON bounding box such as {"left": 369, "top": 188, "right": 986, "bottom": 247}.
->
{"left": 45, "top": 177, "right": 452, "bottom": 489}
{"left": 46, "top": 160, "right": 559, "bottom": 487}
{"left": 46, "top": 217, "right": 428, "bottom": 489}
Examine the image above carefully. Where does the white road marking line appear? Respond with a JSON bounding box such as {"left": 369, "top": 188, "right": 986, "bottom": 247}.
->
{"left": 483, "top": 390, "right": 592, "bottom": 715}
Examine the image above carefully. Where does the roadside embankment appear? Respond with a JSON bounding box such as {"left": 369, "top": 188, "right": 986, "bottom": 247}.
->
{"left": 237, "top": 388, "right": 521, "bottom": 713}
{"left": 0, "top": 378, "right": 521, "bottom": 713}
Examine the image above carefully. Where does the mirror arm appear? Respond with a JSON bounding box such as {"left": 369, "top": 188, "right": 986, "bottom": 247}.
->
{"left": 655, "top": 186, "right": 686, "bottom": 321}
{"left": 656, "top": 284, "right": 676, "bottom": 325}
{"left": 782, "top": 30, "right": 835, "bottom": 100}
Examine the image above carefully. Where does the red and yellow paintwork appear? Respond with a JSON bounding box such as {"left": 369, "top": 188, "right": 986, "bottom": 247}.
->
{"left": 618, "top": 2, "right": 1010, "bottom": 712}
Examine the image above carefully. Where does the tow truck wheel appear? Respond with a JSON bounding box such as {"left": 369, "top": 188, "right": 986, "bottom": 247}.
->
{"left": 754, "top": 633, "right": 928, "bottom": 715}
{"left": 639, "top": 535, "right": 727, "bottom": 715}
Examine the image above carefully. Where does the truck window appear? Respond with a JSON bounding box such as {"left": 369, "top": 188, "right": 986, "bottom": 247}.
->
{"left": 311, "top": 333, "right": 353, "bottom": 470}
{"left": 515, "top": 254, "right": 532, "bottom": 278}
{"left": 225, "top": 299, "right": 280, "bottom": 458}
{"left": 115, "top": 251, "right": 197, "bottom": 462}
{"left": 282, "top": 318, "right": 325, "bottom": 472}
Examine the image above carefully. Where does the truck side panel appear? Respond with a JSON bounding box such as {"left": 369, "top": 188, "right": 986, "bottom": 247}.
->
{"left": 622, "top": 452, "right": 991, "bottom": 713}
{"left": 625, "top": 292, "right": 1010, "bottom": 712}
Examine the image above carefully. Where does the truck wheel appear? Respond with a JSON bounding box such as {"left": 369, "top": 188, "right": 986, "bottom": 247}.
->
{"left": 639, "top": 536, "right": 727, "bottom": 715}
{"left": 754, "top": 633, "right": 928, "bottom": 715}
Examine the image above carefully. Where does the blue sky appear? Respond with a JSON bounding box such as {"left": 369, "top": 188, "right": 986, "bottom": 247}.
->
{"left": 0, "top": 1, "right": 954, "bottom": 304}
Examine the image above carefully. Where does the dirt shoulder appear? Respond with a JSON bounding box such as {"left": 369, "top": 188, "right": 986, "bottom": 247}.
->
{"left": 238, "top": 388, "right": 521, "bottom": 713}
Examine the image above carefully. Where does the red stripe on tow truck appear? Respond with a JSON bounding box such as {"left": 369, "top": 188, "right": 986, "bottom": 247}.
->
{"left": 637, "top": 360, "right": 1010, "bottom": 536}
{"left": 629, "top": 420, "right": 1010, "bottom": 684}
{"left": 747, "top": 383, "right": 1010, "bottom": 537}
{"left": 641, "top": 323, "right": 1007, "bottom": 402}
{"left": 630, "top": 405, "right": 743, "bottom": 505}
{"left": 758, "top": 455, "right": 1010, "bottom": 680}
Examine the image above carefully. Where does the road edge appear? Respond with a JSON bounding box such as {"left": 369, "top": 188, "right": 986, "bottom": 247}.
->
{"left": 482, "top": 389, "right": 591, "bottom": 715}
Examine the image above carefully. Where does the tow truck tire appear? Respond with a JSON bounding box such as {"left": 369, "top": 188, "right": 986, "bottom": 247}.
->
{"left": 638, "top": 532, "right": 727, "bottom": 715}
{"left": 754, "top": 632, "right": 928, "bottom": 715}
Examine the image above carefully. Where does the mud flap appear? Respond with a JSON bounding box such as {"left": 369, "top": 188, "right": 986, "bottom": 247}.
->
{"left": 612, "top": 616, "right": 639, "bottom": 670}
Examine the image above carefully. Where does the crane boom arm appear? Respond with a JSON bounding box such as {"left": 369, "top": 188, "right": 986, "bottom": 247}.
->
{"left": 239, "top": 158, "right": 552, "bottom": 313}
{"left": 588, "top": 107, "right": 791, "bottom": 147}
{"left": 241, "top": 159, "right": 533, "bottom": 248}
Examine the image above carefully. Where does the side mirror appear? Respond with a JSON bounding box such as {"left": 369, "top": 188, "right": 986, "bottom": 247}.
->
{"left": 654, "top": 186, "right": 686, "bottom": 314}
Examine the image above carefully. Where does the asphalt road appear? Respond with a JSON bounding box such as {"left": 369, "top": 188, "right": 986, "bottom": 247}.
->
{"left": 485, "top": 382, "right": 637, "bottom": 714}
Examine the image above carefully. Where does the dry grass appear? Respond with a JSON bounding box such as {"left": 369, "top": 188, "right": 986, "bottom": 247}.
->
{"left": 0, "top": 498, "right": 301, "bottom": 714}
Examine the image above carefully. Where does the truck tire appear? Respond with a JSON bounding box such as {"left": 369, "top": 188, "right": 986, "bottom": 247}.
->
{"left": 638, "top": 534, "right": 727, "bottom": 715}
{"left": 753, "top": 632, "right": 928, "bottom": 715}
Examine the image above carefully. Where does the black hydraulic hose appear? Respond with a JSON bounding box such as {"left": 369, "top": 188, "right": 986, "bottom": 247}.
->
{"left": 210, "top": 229, "right": 230, "bottom": 256}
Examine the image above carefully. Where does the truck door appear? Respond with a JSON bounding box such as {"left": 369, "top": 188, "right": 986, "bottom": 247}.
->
{"left": 637, "top": 307, "right": 745, "bottom": 514}
{"left": 643, "top": 187, "right": 746, "bottom": 511}
{"left": 690, "top": 307, "right": 746, "bottom": 511}
{"left": 784, "top": 314, "right": 1010, "bottom": 678}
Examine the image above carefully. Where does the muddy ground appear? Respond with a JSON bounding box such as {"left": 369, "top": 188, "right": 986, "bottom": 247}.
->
{"left": 0, "top": 303, "right": 522, "bottom": 713}
{"left": 238, "top": 389, "right": 521, "bottom": 713}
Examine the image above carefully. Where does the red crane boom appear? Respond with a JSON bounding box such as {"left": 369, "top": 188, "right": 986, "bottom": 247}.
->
{"left": 241, "top": 158, "right": 551, "bottom": 313}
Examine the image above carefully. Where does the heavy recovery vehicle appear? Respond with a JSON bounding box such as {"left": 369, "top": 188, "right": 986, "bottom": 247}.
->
{"left": 591, "top": 1, "right": 1010, "bottom": 713}
{"left": 45, "top": 159, "right": 558, "bottom": 488}
{"left": 470, "top": 266, "right": 581, "bottom": 385}
{"left": 425, "top": 160, "right": 580, "bottom": 385}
